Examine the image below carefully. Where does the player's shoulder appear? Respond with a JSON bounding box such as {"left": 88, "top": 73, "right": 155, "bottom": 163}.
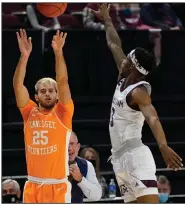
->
{"left": 131, "top": 85, "right": 151, "bottom": 104}
{"left": 131, "top": 80, "right": 151, "bottom": 94}
{"left": 132, "top": 85, "right": 149, "bottom": 97}
{"left": 55, "top": 99, "right": 74, "bottom": 108}
{"left": 19, "top": 99, "right": 37, "bottom": 112}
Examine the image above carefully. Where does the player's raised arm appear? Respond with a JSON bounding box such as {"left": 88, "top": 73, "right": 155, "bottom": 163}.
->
{"left": 131, "top": 87, "right": 183, "bottom": 171}
{"left": 91, "top": 4, "right": 126, "bottom": 75}
{"left": 51, "top": 30, "right": 71, "bottom": 104}
{"left": 13, "top": 29, "right": 32, "bottom": 108}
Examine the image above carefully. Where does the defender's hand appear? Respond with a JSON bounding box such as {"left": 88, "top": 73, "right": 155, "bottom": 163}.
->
{"left": 69, "top": 164, "right": 83, "bottom": 182}
{"left": 52, "top": 30, "right": 67, "bottom": 55}
{"left": 16, "top": 29, "right": 32, "bottom": 56}
{"left": 91, "top": 3, "right": 111, "bottom": 21}
{"left": 160, "top": 145, "right": 183, "bottom": 171}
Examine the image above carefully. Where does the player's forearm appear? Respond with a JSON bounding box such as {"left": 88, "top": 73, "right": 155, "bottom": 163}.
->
{"left": 13, "top": 54, "right": 29, "bottom": 87}
{"left": 103, "top": 17, "right": 126, "bottom": 71}
{"left": 147, "top": 117, "right": 168, "bottom": 148}
{"left": 55, "top": 52, "right": 68, "bottom": 82}
{"left": 104, "top": 17, "right": 122, "bottom": 47}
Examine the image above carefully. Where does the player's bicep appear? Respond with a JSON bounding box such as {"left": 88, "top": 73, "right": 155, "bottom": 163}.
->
{"left": 132, "top": 86, "right": 158, "bottom": 121}
{"left": 57, "top": 79, "right": 71, "bottom": 104}
{"left": 14, "top": 85, "right": 30, "bottom": 108}
{"left": 139, "top": 103, "right": 158, "bottom": 122}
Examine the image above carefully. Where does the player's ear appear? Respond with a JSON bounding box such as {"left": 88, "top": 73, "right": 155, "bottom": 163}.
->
{"left": 35, "top": 94, "right": 38, "bottom": 102}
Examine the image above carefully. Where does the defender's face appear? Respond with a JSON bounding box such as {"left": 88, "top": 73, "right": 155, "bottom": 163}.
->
{"left": 121, "top": 57, "right": 132, "bottom": 75}
{"left": 35, "top": 83, "right": 57, "bottom": 109}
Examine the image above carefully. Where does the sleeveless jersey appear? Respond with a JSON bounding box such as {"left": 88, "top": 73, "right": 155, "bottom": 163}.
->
{"left": 19, "top": 99, "right": 74, "bottom": 179}
{"left": 109, "top": 78, "right": 151, "bottom": 153}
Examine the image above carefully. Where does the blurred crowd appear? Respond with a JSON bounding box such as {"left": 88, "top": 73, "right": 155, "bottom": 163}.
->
{"left": 2, "top": 3, "right": 185, "bottom": 64}
{"left": 2, "top": 3, "right": 185, "bottom": 31}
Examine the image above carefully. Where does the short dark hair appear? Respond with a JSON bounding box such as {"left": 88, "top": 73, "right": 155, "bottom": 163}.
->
{"left": 134, "top": 47, "right": 157, "bottom": 73}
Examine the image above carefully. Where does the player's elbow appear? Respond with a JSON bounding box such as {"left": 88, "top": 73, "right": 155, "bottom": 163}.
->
{"left": 146, "top": 116, "right": 159, "bottom": 127}
{"left": 56, "top": 76, "right": 68, "bottom": 84}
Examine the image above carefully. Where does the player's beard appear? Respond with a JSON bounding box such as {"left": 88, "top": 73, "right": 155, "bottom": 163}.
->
{"left": 39, "top": 99, "right": 56, "bottom": 109}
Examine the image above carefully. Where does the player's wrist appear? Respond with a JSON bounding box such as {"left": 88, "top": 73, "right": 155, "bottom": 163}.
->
{"left": 54, "top": 50, "right": 63, "bottom": 57}
{"left": 21, "top": 52, "right": 31, "bottom": 58}
{"left": 159, "top": 143, "right": 168, "bottom": 150}
{"left": 20, "top": 53, "right": 30, "bottom": 59}
{"left": 103, "top": 15, "right": 111, "bottom": 23}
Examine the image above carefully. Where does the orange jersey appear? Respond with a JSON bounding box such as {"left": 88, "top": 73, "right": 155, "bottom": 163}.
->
{"left": 19, "top": 99, "right": 74, "bottom": 179}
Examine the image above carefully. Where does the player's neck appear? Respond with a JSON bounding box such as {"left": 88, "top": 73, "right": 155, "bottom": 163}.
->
{"left": 127, "top": 72, "right": 145, "bottom": 83}
{"left": 39, "top": 105, "right": 53, "bottom": 113}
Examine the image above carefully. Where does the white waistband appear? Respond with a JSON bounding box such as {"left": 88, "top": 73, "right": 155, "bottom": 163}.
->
{"left": 107, "top": 138, "right": 143, "bottom": 161}
{"left": 28, "top": 176, "right": 68, "bottom": 185}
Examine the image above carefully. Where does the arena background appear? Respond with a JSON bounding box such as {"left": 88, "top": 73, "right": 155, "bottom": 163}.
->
{"left": 2, "top": 2, "right": 185, "bottom": 203}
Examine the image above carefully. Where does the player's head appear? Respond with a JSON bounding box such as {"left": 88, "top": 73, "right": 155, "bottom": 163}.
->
{"left": 122, "top": 47, "right": 157, "bottom": 77}
{"left": 34, "top": 77, "right": 57, "bottom": 109}
{"left": 68, "top": 132, "right": 80, "bottom": 162}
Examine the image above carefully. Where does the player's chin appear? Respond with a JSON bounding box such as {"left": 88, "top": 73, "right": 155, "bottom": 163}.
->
{"left": 43, "top": 101, "right": 55, "bottom": 109}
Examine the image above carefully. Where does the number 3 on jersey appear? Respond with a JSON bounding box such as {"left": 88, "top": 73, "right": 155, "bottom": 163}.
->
{"left": 33, "top": 130, "right": 48, "bottom": 145}
{"left": 110, "top": 106, "right": 115, "bottom": 127}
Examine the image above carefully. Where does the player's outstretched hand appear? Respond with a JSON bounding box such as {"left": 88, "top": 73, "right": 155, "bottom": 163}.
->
{"left": 159, "top": 145, "right": 183, "bottom": 171}
{"left": 91, "top": 3, "right": 111, "bottom": 21}
{"left": 52, "top": 30, "right": 67, "bottom": 55}
{"left": 16, "top": 29, "right": 32, "bottom": 56}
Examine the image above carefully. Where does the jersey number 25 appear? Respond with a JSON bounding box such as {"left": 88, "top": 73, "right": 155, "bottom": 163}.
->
{"left": 33, "top": 130, "right": 48, "bottom": 145}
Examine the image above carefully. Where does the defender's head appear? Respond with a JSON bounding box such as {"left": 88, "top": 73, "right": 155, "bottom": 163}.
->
{"left": 35, "top": 77, "right": 58, "bottom": 109}
{"left": 121, "top": 47, "right": 157, "bottom": 77}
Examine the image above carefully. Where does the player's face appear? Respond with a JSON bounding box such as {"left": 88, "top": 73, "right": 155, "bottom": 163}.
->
{"left": 68, "top": 135, "right": 80, "bottom": 162}
{"left": 121, "top": 57, "right": 132, "bottom": 75}
{"left": 35, "top": 83, "right": 57, "bottom": 109}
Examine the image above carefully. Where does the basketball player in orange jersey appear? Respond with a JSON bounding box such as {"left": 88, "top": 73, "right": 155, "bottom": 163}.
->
{"left": 13, "top": 29, "right": 73, "bottom": 203}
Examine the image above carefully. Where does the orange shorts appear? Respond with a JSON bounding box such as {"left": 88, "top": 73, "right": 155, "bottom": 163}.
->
{"left": 23, "top": 181, "right": 71, "bottom": 203}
